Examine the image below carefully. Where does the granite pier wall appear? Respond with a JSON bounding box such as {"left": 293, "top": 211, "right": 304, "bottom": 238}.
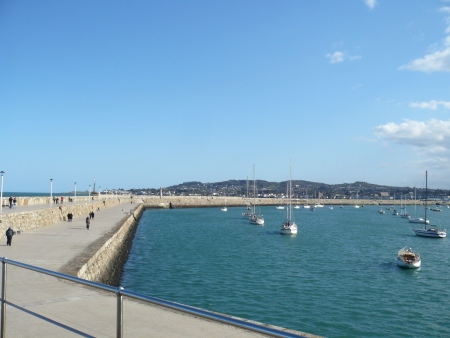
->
{"left": 142, "top": 196, "right": 424, "bottom": 209}
{"left": 75, "top": 204, "right": 144, "bottom": 284}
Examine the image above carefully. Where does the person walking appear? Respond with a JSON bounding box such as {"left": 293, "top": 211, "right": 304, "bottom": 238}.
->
{"left": 13, "top": 197, "right": 17, "bottom": 209}
{"left": 86, "top": 216, "right": 90, "bottom": 230}
{"left": 5, "top": 226, "right": 14, "bottom": 246}
{"left": 9, "top": 196, "right": 12, "bottom": 209}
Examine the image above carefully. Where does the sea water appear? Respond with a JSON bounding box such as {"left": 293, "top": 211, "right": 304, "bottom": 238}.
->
{"left": 120, "top": 205, "right": 450, "bottom": 337}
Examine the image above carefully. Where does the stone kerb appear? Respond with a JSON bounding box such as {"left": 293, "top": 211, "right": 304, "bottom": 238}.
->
{"left": 0, "top": 198, "right": 130, "bottom": 237}
{"left": 76, "top": 204, "right": 144, "bottom": 284}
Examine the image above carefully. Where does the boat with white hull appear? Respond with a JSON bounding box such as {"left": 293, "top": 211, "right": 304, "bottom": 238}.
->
{"left": 397, "top": 247, "right": 421, "bottom": 269}
{"left": 249, "top": 165, "right": 264, "bottom": 226}
{"left": 280, "top": 161, "right": 297, "bottom": 235}
{"left": 413, "top": 171, "right": 446, "bottom": 238}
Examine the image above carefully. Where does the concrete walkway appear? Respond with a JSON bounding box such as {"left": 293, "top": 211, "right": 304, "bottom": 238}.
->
{"left": 0, "top": 203, "right": 314, "bottom": 337}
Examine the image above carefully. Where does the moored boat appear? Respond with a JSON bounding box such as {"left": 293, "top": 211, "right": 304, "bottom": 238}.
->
{"left": 280, "top": 161, "right": 297, "bottom": 235}
{"left": 397, "top": 247, "right": 421, "bottom": 269}
{"left": 413, "top": 171, "right": 446, "bottom": 238}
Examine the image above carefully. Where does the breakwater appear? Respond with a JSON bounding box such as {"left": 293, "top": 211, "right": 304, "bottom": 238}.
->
{"left": 142, "top": 195, "right": 426, "bottom": 208}
{"left": 0, "top": 197, "right": 131, "bottom": 235}
{"left": 63, "top": 204, "right": 144, "bottom": 285}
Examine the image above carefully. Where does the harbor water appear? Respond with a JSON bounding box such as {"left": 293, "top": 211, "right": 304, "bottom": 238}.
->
{"left": 120, "top": 204, "right": 450, "bottom": 337}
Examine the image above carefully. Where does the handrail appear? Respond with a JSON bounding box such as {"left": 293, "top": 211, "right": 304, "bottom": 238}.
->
{"left": 0, "top": 257, "right": 309, "bottom": 338}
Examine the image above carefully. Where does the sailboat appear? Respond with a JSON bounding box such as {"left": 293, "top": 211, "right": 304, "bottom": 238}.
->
{"left": 303, "top": 189, "right": 311, "bottom": 208}
{"left": 249, "top": 165, "right": 264, "bottom": 226}
{"left": 354, "top": 190, "right": 360, "bottom": 208}
{"left": 280, "top": 161, "right": 297, "bottom": 235}
{"left": 409, "top": 186, "right": 429, "bottom": 224}
{"left": 414, "top": 171, "right": 446, "bottom": 238}
{"left": 221, "top": 199, "right": 227, "bottom": 212}
{"left": 242, "top": 177, "right": 252, "bottom": 218}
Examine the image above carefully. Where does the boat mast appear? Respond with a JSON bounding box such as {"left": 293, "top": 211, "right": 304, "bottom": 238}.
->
{"left": 253, "top": 165, "right": 256, "bottom": 215}
{"left": 425, "top": 171, "right": 428, "bottom": 229}
{"left": 289, "top": 160, "right": 293, "bottom": 221}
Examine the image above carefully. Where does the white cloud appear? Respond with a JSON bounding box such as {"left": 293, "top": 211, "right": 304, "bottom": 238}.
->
{"left": 363, "top": 0, "right": 377, "bottom": 10}
{"left": 326, "top": 51, "right": 361, "bottom": 64}
{"left": 400, "top": 6, "right": 450, "bottom": 72}
{"left": 326, "top": 51, "right": 344, "bottom": 63}
{"left": 410, "top": 100, "right": 450, "bottom": 110}
{"left": 373, "top": 119, "right": 450, "bottom": 154}
{"left": 400, "top": 48, "right": 450, "bottom": 72}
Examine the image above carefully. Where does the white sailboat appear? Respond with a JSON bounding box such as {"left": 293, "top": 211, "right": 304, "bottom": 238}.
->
{"left": 221, "top": 199, "right": 227, "bottom": 212}
{"left": 414, "top": 171, "right": 446, "bottom": 238}
{"left": 354, "top": 190, "right": 360, "bottom": 208}
{"left": 249, "top": 165, "right": 264, "bottom": 226}
{"left": 303, "top": 189, "right": 310, "bottom": 208}
{"left": 280, "top": 161, "right": 297, "bottom": 235}
{"left": 409, "top": 187, "right": 429, "bottom": 224}
{"left": 242, "top": 177, "right": 252, "bottom": 218}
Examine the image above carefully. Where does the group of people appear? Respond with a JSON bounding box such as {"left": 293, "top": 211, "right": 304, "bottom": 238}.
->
{"left": 8, "top": 196, "right": 17, "bottom": 209}
{"left": 52, "top": 196, "right": 64, "bottom": 204}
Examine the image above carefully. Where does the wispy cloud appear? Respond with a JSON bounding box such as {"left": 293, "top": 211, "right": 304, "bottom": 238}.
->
{"left": 373, "top": 118, "right": 450, "bottom": 154}
{"left": 410, "top": 100, "right": 450, "bottom": 110}
{"left": 363, "top": 0, "right": 377, "bottom": 10}
{"left": 326, "top": 51, "right": 361, "bottom": 64}
{"left": 400, "top": 6, "right": 450, "bottom": 72}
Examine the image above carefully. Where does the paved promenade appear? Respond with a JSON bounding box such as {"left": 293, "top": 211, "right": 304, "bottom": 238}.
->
{"left": 0, "top": 202, "right": 316, "bottom": 337}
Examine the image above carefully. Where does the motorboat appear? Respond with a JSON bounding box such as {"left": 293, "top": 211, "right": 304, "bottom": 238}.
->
{"left": 397, "top": 247, "right": 421, "bottom": 269}
{"left": 293, "top": 205, "right": 300, "bottom": 209}
{"left": 430, "top": 207, "right": 442, "bottom": 212}
{"left": 379, "top": 209, "right": 385, "bottom": 214}
{"left": 392, "top": 209, "right": 398, "bottom": 216}
{"left": 303, "top": 204, "right": 311, "bottom": 209}
{"left": 329, "top": 206, "right": 333, "bottom": 210}
{"left": 276, "top": 205, "right": 285, "bottom": 210}
{"left": 221, "top": 207, "right": 227, "bottom": 212}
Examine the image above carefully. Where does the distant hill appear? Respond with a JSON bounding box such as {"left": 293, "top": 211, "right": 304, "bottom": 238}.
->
{"left": 129, "top": 180, "right": 450, "bottom": 200}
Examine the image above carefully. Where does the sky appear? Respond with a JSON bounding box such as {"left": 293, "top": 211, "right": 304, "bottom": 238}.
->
{"left": 2, "top": 0, "right": 450, "bottom": 192}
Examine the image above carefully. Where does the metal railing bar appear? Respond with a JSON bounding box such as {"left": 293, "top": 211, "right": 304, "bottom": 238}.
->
{"left": 1, "top": 258, "right": 117, "bottom": 293}
{"left": 5, "top": 301, "right": 94, "bottom": 338}
{"left": 0, "top": 258, "right": 310, "bottom": 338}
{"left": 121, "top": 289, "right": 308, "bottom": 338}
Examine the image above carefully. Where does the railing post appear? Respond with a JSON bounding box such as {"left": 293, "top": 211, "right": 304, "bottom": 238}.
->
{"left": 116, "top": 286, "right": 124, "bottom": 338}
{"left": 1, "top": 258, "right": 7, "bottom": 338}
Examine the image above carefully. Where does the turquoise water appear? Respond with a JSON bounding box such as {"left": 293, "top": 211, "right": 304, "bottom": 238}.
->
{"left": 120, "top": 205, "right": 450, "bottom": 337}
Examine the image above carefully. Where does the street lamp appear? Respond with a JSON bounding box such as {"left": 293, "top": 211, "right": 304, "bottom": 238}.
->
{"left": 74, "top": 182, "right": 77, "bottom": 202}
{"left": 50, "top": 179, "right": 53, "bottom": 205}
{"left": 0, "top": 171, "right": 4, "bottom": 215}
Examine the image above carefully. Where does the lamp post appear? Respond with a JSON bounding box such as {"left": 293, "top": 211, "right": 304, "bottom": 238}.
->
{"left": 74, "top": 182, "right": 77, "bottom": 202}
{"left": 93, "top": 179, "right": 96, "bottom": 193}
{"left": 50, "top": 179, "right": 53, "bottom": 205}
{"left": 0, "top": 171, "right": 4, "bottom": 215}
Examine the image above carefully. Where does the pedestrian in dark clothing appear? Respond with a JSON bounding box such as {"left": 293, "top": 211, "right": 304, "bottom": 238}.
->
{"left": 86, "top": 217, "right": 90, "bottom": 230}
{"left": 67, "top": 213, "right": 73, "bottom": 222}
{"left": 9, "top": 196, "right": 12, "bottom": 209}
{"left": 91, "top": 211, "right": 95, "bottom": 219}
{"left": 5, "top": 227, "right": 14, "bottom": 246}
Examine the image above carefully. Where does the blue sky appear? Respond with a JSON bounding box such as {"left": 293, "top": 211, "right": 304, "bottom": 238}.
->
{"left": 2, "top": 0, "right": 450, "bottom": 192}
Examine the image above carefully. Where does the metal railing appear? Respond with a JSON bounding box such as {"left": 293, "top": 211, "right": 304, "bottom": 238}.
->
{"left": 0, "top": 257, "right": 309, "bottom": 338}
